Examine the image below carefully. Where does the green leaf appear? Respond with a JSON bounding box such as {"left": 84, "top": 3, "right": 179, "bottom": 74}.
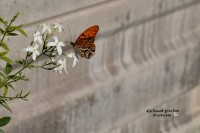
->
{"left": 0, "top": 57, "right": 12, "bottom": 64}
{"left": 5, "top": 63, "right": 12, "bottom": 74}
{"left": 3, "top": 87, "right": 8, "bottom": 96}
{"left": 0, "top": 79, "right": 3, "bottom": 88}
{"left": 15, "top": 60, "right": 23, "bottom": 64}
{"left": 0, "top": 52, "right": 8, "bottom": 57}
{"left": 0, "top": 71, "right": 5, "bottom": 77}
{"left": 0, "top": 129, "right": 5, "bottom": 133}
{"left": 8, "top": 75, "right": 20, "bottom": 80}
{"left": 0, "top": 71, "right": 5, "bottom": 88}
{"left": 0, "top": 117, "right": 11, "bottom": 127}
{"left": 22, "top": 77, "right": 29, "bottom": 81}
{"left": 28, "top": 64, "right": 35, "bottom": 70}
{"left": 19, "top": 89, "right": 23, "bottom": 96}
{"left": 6, "top": 32, "right": 18, "bottom": 36}
{"left": 0, "top": 101, "right": 12, "bottom": 112}
{"left": 17, "top": 24, "right": 23, "bottom": 28}
{"left": 0, "top": 28, "right": 4, "bottom": 34}
{"left": 5, "top": 83, "right": 14, "bottom": 90}
{"left": 0, "top": 81, "right": 3, "bottom": 89}
{"left": 16, "top": 28, "right": 27, "bottom": 37}
{"left": 0, "top": 42, "right": 10, "bottom": 51}
{"left": 4, "top": 21, "right": 8, "bottom": 25}
{"left": 0, "top": 17, "right": 7, "bottom": 26}
{"left": 6, "top": 26, "right": 15, "bottom": 32}
{"left": 11, "top": 12, "right": 20, "bottom": 22}
{"left": 23, "top": 91, "right": 31, "bottom": 98}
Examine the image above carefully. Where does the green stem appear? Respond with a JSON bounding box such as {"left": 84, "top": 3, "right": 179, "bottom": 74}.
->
{"left": 0, "top": 32, "right": 6, "bottom": 44}
{"left": 0, "top": 95, "right": 25, "bottom": 100}
{"left": 5, "top": 44, "right": 54, "bottom": 82}
{"left": 5, "top": 53, "right": 44, "bottom": 83}
{"left": 24, "top": 52, "right": 29, "bottom": 66}
{"left": 0, "top": 20, "right": 13, "bottom": 44}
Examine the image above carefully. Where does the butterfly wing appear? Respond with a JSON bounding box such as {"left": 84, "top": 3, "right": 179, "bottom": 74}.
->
{"left": 74, "top": 25, "right": 99, "bottom": 59}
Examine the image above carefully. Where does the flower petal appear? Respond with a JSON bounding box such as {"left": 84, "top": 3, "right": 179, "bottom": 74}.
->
{"left": 53, "top": 36, "right": 58, "bottom": 43}
{"left": 58, "top": 42, "right": 65, "bottom": 46}
{"left": 33, "top": 37, "right": 37, "bottom": 43}
{"left": 47, "top": 42, "right": 56, "bottom": 47}
{"left": 33, "top": 31, "right": 40, "bottom": 37}
{"left": 42, "top": 28, "right": 46, "bottom": 34}
{"left": 67, "top": 52, "right": 74, "bottom": 58}
{"left": 57, "top": 46, "right": 62, "bottom": 55}
{"left": 32, "top": 53, "right": 37, "bottom": 60}
{"left": 38, "top": 37, "right": 43, "bottom": 44}
{"left": 35, "top": 50, "right": 40, "bottom": 56}
{"left": 23, "top": 46, "right": 33, "bottom": 52}
{"left": 34, "top": 45, "right": 39, "bottom": 49}
{"left": 48, "top": 28, "right": 51, "bottom": 34}
{"left": 72, "top": 57, "right": 78, "bottom": 67}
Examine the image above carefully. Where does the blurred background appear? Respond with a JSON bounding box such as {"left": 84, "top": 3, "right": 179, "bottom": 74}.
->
{"left": 1, "top": 0, "right": 200, "bottom": 132}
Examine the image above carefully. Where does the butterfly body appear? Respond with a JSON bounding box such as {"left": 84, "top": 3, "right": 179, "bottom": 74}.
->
{"left": 70, "top": 25, "right": 99, "bottom": 59}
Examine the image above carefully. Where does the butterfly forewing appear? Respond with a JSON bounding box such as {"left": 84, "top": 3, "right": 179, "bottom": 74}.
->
{"left": 73, "top": 25, "right": 99, "bottom": 59}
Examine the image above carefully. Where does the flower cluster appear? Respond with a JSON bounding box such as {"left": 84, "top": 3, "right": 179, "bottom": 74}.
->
{"left": 0, "top": 13, "right": 81, "bottom": 130}
{"left": 23, "top": 23, "right": 78, "bottom": 74}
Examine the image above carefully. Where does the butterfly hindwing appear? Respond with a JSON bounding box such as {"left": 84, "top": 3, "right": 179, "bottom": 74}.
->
{"left": 73, "top": 25, "right": 99, "bottom": 59}
{"left": 74, "top": 44, "right": 95, "bottom": 59}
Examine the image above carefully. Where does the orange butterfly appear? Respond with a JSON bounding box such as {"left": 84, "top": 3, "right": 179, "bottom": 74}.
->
{"left": 70, "top": 25, "right": 99, "bottom": 59}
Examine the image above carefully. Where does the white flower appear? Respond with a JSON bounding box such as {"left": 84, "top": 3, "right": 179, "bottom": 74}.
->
{"left": 53, "top": 23, "right": 64, "bottom": 33}
{"left": 68, "top": 52, "right": 78, "bottom": 67}
{"left": 53, "top": 56, "right": 67, "bottom": 74}
{"left": 23, "top": 45, "right": 40, "bottom": 60}
{"left": 47, "top": 36, "right": 65, "bottom": 55}
{"left": 40, "top": 23, "right": 51, "bottom": 34}
{"left": 33, "top": 31, "right": 43, "bottom": 44}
